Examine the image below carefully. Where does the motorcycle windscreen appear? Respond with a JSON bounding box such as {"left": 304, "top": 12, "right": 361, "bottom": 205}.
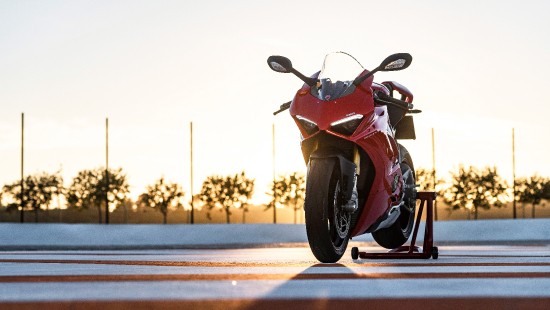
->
{"left": 314, "top": 52, "right": 365, "bottom": 101}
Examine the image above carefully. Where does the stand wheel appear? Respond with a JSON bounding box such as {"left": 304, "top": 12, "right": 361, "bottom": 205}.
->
{"left": 431, "top": 246, "right": 439, "bottom": 259}
{"left": 351, "top": 247, "right": 359, "bottom": 260}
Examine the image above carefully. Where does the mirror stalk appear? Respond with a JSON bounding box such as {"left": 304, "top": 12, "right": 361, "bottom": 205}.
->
{"left": 291, "top": 68, "right": 317, "bottom": 87}
{"left": 267, "top": 55, "right": 316, "bottom": 87}
{"left": 352, "top": 53, "right": 412, "bottom": 86}
{"left": 353, "top": 67, "right": 380, "bottom": 86}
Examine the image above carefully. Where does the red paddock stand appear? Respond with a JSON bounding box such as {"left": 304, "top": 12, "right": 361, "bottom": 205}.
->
{"left": 351, "top": 191, "right": 438, "bottom": 260}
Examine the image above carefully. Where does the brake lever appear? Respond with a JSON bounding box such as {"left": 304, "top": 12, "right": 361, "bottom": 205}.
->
{"left": 273, "top": 101, "right": 291, "bottom": 115}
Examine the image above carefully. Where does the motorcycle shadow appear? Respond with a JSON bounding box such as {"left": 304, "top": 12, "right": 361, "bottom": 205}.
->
{"left": 241, "top": 263, "right": 375, "bottom": 309}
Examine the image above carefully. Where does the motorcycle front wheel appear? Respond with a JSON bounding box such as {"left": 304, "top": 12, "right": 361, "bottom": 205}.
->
{"left": 305, "top": 158, "right": 351, "bottom": 263}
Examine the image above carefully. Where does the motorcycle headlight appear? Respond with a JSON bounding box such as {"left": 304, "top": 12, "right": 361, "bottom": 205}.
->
{"left": 330, "top": 114, "right": 364, "bottom": 135}
{"left": 296, "top": 115, "right": 318, "bottom": 135}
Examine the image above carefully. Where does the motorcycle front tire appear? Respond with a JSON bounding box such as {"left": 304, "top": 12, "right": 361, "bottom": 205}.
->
{"left": 305, "top": 158, "right": 351, "bottom": 263}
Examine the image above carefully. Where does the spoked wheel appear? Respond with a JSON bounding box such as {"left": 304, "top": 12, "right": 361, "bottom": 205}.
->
{"left": 372, "top": 157, "right": 416, "bottom": 249}
{"left": 305, "top": 158, "right": 351, "bottom": 263}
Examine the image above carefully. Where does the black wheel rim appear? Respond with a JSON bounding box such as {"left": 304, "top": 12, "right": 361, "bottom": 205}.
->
{"left": 399, "top": 164, "right": 415, "bottom": 232}
{"left": 328, "top": 179, "right": 351, "bottom": 250}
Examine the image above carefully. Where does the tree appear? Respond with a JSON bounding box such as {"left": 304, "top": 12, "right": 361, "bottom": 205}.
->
{"left": 516, "top": 176, "right": 549, "bottom": 218}
{"left": 416, "top": 167, "right": 448, "bottom": 220}
{"left": 66, "top": 168, "right": 130, "bottom": 223}
{"left": 199, "top": 171, "right": 254, "bottom": 224}
{"left": 2, "top": 171, "right": 64, "bottom": 222}
{"left": 137, "top": 177, "right": 185, "bottom": 224}
{"left": 268, "top": 172, "right": 306, "bottom": 224}
{"left": 543, "top": 178, "right": 550, "bottom": 215}
{"left": 544, "top": 179, "right": 550, "bottom": 201}
{"left": 3, "top": 179, "right": 26, "bottom": 216}
{"left": 415, "top": 168, "right": 435, "bottom": 191}
{"left": 442, "top": 166, "right": 509, "bottom": 220}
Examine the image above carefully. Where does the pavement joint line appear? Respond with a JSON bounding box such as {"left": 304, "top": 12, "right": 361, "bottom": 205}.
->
{"left": 439, "top": 254, "right": 550, "bottom": 258}
{"left": 2, "top": 297, "right": 550, "bottom": 310}
{"left": 0, "top": 241, "right": 549, "bottom": 251}
{"left": 1, "top": 259, "right": 550, "bottom": 267}
{"left": 1, "top": 272, "right": 550, "bottom": 282}
{"left": 6, "top": 298, "right": 550, "bottom": 310}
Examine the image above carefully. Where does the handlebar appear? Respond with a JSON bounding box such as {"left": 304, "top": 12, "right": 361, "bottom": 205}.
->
{"left": 375, "top": 92, "right": 413, "bottom": 110}
{"left": 274, "top": 92, "right": 418, "bottom": 116}
{"left": 273, "top": 101, "right": 291, "bottom": 115}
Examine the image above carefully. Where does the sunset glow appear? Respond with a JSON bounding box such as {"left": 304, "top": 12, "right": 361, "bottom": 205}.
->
{"left": 1, "top": 0, "right": 549, "bottom": 205}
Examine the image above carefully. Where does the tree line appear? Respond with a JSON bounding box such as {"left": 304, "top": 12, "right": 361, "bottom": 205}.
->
{"left": 416, "top": 167, "right": 550, "bottom": 220}
{"left": 1, "top": 166, "right": 549, "bottom": 223}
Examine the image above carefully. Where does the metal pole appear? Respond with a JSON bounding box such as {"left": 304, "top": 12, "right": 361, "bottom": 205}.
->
{"left": 105, "top": 118, "right": 109, "bottom": 224}
{"left": 58, "top": 163, "right": 63, "bottom": 223}
{"left": 431, "top": 128, "right": 438, "bottom": 221}
{"left": 272, "top": 123, "right": 277, "bottom": 224}
{"left": 190, "top": 121, "right": 194, "bottom": 224}
{"left": 20, "top": 113, "right": 24, "bottom": 223}
{"left": 512, "top": 128, "right": 516, "bottom": 219}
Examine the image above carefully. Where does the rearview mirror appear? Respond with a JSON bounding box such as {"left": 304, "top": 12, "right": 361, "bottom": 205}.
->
{"left": 353, "top": 53, "right": 413, "bottom": 86}
{"left": 267, "top": 56, "right": 293, "bottom": 73}
{"left": 379, "top": 53, "right": 412, "bottom": 72}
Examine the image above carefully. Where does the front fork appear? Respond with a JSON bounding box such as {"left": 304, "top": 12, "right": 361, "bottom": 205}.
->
{"left": 309, "top": 148, "right": 359, "bottom": 214}
{"left": 342, "top": 174, "right": 358, "bottom": 213}
{"left": 342, "top": 147, "right": 361, "bottom": 213}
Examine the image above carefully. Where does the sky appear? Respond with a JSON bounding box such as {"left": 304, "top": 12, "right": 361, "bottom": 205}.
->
{"left": 1, "top": 0, "right": 549, "bottom": 204}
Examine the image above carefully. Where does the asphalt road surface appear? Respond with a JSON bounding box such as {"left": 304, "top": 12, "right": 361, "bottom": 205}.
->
{"left": 1, "top": 245, "right": 549, "bottom": 309}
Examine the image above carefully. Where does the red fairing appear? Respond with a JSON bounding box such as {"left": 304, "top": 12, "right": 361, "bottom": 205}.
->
{"left": 289, "top": 72, "right": 403, "bottom": 237}
{"left": 348, "top": 104, "right": 402, "bottom": 236}
{"left": 290, "top": 74, "right": 374, "bottom": 134}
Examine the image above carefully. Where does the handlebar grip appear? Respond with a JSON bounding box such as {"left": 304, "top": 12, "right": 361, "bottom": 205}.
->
{"left": 382, "top": 81, "right": 414, "bottom": 103}
{"left": 376, "top": 92, "right": 413, "bottom": 110}
{"left": 273, "top": 101, "right": 292, "bottom": 115}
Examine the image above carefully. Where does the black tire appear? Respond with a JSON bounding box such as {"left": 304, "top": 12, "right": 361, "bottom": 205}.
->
{"left": 351, "top": 247, "right": 359, "bottom": 260}
{"left": 305, "top": 158, "right": 351, "bottom": 263}
{"left": 372, "top": 158, "right": 416, "bottom": 249}
{"left": 432, "top": 247, "right": 439, "bottom": 259}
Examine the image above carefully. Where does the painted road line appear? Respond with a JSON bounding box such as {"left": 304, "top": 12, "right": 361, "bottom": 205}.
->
{"left": 1, "top": 258, "right": 550, "bottom": 267}
{"left": 3, "top": 298, "right": 550, "bottom": 310}
{"left": 0, "top": 246, "right": 548, "bottom": 260}
{"left": 1, "top": 263, "right": 550, "bottom": 276}
{"left": 0, "top": 271, "right": 549, "bottom": 282}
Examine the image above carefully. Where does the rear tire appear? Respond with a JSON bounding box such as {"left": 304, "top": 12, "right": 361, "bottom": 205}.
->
{"left": 305, "top": 159, "right": 351, "bottom": 263}
{"left": 372, "top": 158, "right": 416, "bottom": 249}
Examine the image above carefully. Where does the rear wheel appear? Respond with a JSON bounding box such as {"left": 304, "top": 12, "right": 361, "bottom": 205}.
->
{"left": 372, "top": 158, "right": 416, "bottom": 249}
{"left": 305, "top": 159, "right": 351, "bottom": 263}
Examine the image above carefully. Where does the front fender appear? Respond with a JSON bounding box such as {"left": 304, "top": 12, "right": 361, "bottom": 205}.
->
{"left": 310, "top": 148, "right": 356, "bottom": 202}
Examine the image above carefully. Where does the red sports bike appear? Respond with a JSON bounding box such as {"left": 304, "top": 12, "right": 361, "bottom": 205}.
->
{"left": 268, "top": 52, "right": 420, "bottom": 263}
